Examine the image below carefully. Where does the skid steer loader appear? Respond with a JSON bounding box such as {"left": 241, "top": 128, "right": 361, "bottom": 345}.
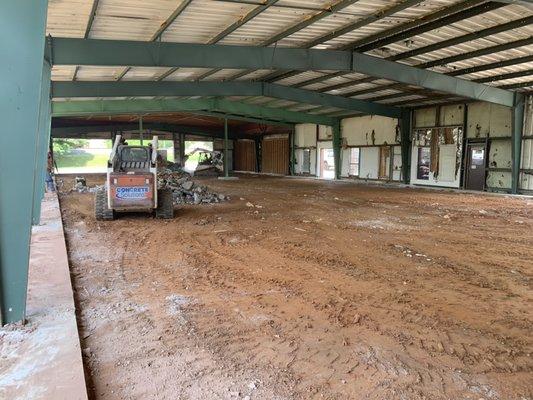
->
{"left": 94, "top": 134, "right": 174, "bottom": 220}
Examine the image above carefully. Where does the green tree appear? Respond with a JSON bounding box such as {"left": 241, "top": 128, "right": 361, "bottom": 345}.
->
{"left": 53, "top": 138, "right": 89, "bottom": 154}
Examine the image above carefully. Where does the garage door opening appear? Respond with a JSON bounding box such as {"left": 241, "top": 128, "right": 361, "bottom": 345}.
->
{"left": 184, "top": 140, "right": 214, "bottom": 173}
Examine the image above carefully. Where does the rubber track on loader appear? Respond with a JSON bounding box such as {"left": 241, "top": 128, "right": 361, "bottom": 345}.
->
{"left": 94, "top": 190, "right": 115, "bottom": 221}
{"left": 155, "top": 189, "right": 174, "bottom": 219}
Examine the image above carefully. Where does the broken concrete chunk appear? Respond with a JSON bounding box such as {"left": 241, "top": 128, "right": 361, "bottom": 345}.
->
{"left": 157, "top": 168, "right": 229, "bottom": 205}
{"left": 181, "top": 181, "right": 194, "bottom": 191}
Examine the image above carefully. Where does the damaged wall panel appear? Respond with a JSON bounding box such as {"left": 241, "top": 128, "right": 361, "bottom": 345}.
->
{"left": 341, "top": 116, "right": 399, "bottom": 146}
{"left": 467, "top": 102, "right": 512, "bottom": 138}
{"left": 339, "top": 115, "right": 401, "bottom": 182}
{"left": 411, "top": 106, "right": 464, "bottom": 188}
{"left": 520, "top": 96, "right": 533, "bottom": 191}
{"left": 295, "top": 124, "right": 318, "bottom": 175}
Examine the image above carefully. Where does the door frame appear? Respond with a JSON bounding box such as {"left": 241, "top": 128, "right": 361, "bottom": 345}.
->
{"left": 465, "top": 141, "right": 487, "bottom": 191}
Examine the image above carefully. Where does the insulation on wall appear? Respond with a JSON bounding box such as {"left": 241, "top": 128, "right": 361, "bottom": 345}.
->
{"left": 341, "top": 115, "right": 399, "bottom": 146}
{"left": 520, "top": 95, "right": 533, "bottom": 191}
{"left": 487, "top": 171, "right": 512, "bottom": 189}
{"left": 467, "top": 102, "right": 512, "bottom": 138}
{"left": 339, "top": 115, "right": 402, "bottom": 181}
{"left": 439, "top": 144, "right": 457, "bottom": 182}
{"left": 295, "top": 124, "right": 318, "bottom": 175}
{"left": 521, "top": 139, "right": 533, "bottom": 191}
{"left": 295, "top": 124, "right": 317, "bottom": 147}
{"left": 318, "top": 125, "right": 333, "bottom": 141}
{"left": 414, "top": 107, "right": 437, "bottom": 128}
{"left": 359, "top": 147, "right": 379, "bottom": 179}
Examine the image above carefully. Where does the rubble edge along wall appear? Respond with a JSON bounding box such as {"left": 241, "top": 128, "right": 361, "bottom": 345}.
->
{"left": 340, "top": 115, "right": 401, "bottom": 181}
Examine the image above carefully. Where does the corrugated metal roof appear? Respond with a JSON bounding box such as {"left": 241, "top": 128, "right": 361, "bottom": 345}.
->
{"left": 47, "top": 0, "right": 533, "bottom": 114}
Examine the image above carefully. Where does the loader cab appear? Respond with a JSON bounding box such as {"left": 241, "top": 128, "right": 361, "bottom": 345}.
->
{"left": 110, "top": 145, "right": 154, "bottom": 172}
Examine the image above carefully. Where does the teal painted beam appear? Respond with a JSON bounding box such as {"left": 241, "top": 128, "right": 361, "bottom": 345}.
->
{"left": 0, "top": 0, "right": 49, "bottom": 325}
{"left": 49, "top": 37, "right": 516, "bottom": 107}
{"left": 32, "top": 60, "right": 52, "bottom": 225}
{"left": 51, "top": 37, "right": 351, "bottom": 72}
{"left": 51, "top": 122, "right": 258, "bottom": 140}
{"left": 262, "top": 83, "right": 401, "bottom": 118}
{"left": 53, "top": 81, "right": 263, "bottom": 98}
{"left": 351, "top": 53, "right": 515, "bottom": 108}
{"left": 52, "top": 81, "right": 402, "bottom": 119}
{"left": 51, "top": 98, "right": 336, "bottom": 126}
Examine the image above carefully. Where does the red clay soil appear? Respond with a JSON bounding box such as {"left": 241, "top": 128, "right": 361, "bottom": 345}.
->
{"left": 58, "top": 175, "right": 533, "bottom": 400}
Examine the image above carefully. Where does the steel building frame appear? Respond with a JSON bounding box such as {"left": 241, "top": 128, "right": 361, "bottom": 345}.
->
{"left": 1, "top": 0, "right": 531, "bottom": 325}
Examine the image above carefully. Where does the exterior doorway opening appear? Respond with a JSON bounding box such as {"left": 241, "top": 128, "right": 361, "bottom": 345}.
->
{"left": 319, "top": 148, "right": 335, "bottom": 179}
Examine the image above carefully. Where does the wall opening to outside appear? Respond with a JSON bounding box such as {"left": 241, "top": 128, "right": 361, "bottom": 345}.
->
{"left": 52, "top": 137, "right": 174, "bottom": 174}
{"left": 184, "top": 140, "right": 214, "bottom": 173}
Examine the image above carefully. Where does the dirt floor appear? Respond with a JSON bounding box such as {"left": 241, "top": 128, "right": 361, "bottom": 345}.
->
{"left": 57, "top": 174, "right": 533, "bottom": 400}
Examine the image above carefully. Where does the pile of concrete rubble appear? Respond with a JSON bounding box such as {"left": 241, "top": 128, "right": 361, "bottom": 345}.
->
{"left": 72, "top": 177, "right": 103, "bottom": 193}
{"left": 157, "top": 169, "right": 228, "bottom": 205}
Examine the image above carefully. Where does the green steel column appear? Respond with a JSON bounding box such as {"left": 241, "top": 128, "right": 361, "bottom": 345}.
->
{"left": 224, "top": 118, "right": 229, "bottom": 177}
{"left": 172, "top": 133, "right": 178, "bottom": 163}
{"left": 332, "top": 120, "right": 342, "bottom": 179}
{"left": 400, "top": 109, "right": 413, "bottom": 184}
{"left": 179, "top": 133, "right": 186, "bottom": 167}
{"left": 32, "top": 59, "right": 52, "bottom": 225}
{"left": 0, "top": 0, "right": 49, "bottom": 325}
{"left": 289, "top": 127, "right": 296, "bottom": 176}
{"left": 511, "top": 93, "right": 525, "bottom": 194}
{"left": 139, "top": 115, "right": 143, "bottom": 145}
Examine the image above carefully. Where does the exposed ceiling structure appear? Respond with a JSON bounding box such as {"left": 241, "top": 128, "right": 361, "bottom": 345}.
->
{"left": 52, "top": 112, "right": 291, "bottom": 139}
{"left": 47, "top": 0, "right": 533, "bottom": 127}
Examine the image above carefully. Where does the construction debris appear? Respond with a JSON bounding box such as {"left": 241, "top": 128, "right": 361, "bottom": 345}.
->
{"left": 157, "top": 169, "right": 228, "bottom": 205}
{"left": 68, "top": 171, "right": 228, "bottom": 206}
{"left": 72, "top": 177, "right": 103, "bottom": 193}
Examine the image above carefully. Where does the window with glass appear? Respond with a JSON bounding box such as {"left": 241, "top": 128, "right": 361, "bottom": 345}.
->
{"left": 349, "top": 148, "right": 360, "bottom": 176}
{"left": 417, "top": 147, "right": 431, "bottom": 180}
{"left": 120, "top": 147, "right": 149, "bottom": 162}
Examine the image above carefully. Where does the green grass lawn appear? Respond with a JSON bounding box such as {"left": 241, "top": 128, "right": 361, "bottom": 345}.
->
{"left": 55, "top": 152, "right": 109, "bottom": 168}
{"left": 55, "top": 150, "right": 175, "bottom": 169}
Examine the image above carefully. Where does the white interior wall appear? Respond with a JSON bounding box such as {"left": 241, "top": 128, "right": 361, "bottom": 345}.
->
{"left": 341, "top": 148, "right": 351, "bottom": 177}
{"left": 340, "top": 115, "right": 400, "bottom": 179}
{"left": 295, "top": 124, "right": 318, "bottom": 175}
{"left": 359, "top": 147, "right": 379, "bottom": 179}
{"left": 467, "top": 102, "right": 512, "bottom": 138}
{"left": 318, "top": 125, "right": 333, "bottom": 141}
{"left": 341, "top": 115, "right": 399, "bottom": 146}
{"left": 467, "top": 102, "right": 513, "bottom": 190}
